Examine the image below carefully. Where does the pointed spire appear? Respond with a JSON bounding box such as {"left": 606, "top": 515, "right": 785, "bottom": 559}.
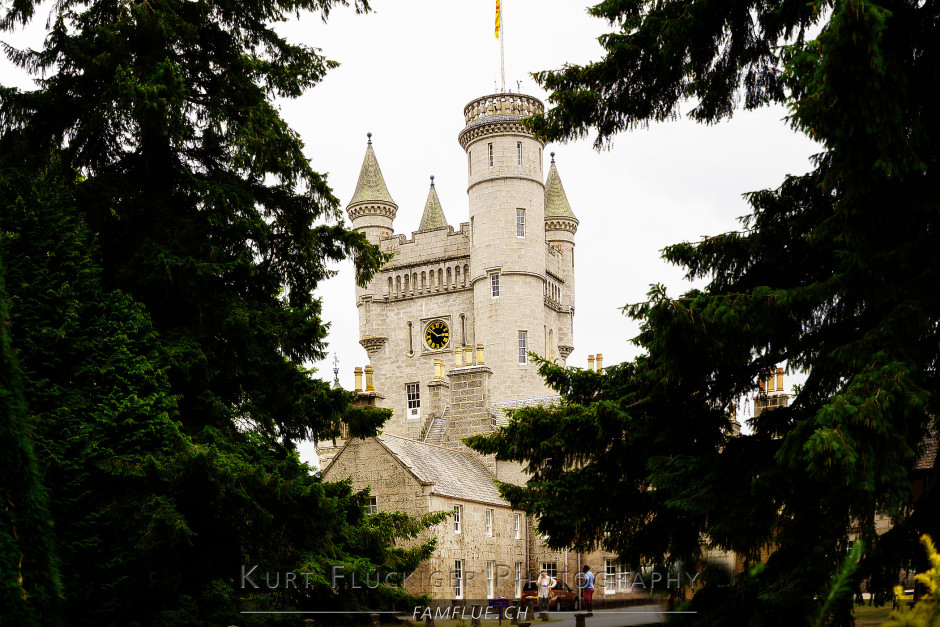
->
{"left": 544, "top": 152, "right": 577, "bottom": 220}
{"left": 417, "top": 175, "right": 449, "bottom": 231}
{"left": 348, "top": 132, "right": 396, "bottom": 208}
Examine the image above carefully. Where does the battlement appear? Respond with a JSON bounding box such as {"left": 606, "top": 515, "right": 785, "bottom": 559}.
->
{"left": 372, "top": 223, "right": 471, "bottom": 301}
{"left": 463, "top": 93, "right": 543, "bottom": 125}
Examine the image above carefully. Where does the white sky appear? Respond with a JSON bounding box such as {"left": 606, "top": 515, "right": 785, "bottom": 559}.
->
{"left": 2, "top": 1, "right": 819, "bottom": 465}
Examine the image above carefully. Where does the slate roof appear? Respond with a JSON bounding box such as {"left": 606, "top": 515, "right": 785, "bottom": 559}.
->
{"left": 544, "top": 157, "right": 577, "bottom": 220}
{"left": 348, "top": 137, "right": 396, "bottom": 207}
{"left": 418, "top": 178, "right": 448, "bottom": 231}
{"left": 490, "top": 395, "right": 561, "bottom": 426}
{"left": 377, "top": 434, "right": 508, "bottom": 506}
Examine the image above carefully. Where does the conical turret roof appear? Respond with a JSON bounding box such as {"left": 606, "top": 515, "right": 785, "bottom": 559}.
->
{"left": 348, "top": 133, "right": 396, "bottom": 207}
{"left": 544, "top": 153, "right": 577, "bottom": 220}
{"left": 418, "top": 176, "right": 448, "bottom": 231}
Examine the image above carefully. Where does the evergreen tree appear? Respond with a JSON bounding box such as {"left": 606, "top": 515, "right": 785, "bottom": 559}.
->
{"left": 468, "top": 1, "right": 939, "bottom": 624}
{"left": 0, "top": 257, "right": 63, "bottom": 625}
{"left": 0, "top": 0, "right": 435, "bottom": 622}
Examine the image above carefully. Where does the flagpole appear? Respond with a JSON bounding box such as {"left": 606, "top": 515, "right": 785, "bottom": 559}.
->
{"left": 500, "top": 0, "right": 505, "bottom": 92}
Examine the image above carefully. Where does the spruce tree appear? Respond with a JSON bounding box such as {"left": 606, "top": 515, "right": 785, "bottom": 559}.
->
{"left": 0, "top": 0, "right": 435, "bottom": 622}
{"left": 0, "top": 257, "right": 63, "bottom": 625}
{"left": 468, "top": 1, "right": 939, "bottom": 624}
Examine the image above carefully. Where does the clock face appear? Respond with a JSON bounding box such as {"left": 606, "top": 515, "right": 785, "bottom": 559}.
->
{"left": 424, "top": 320, "right": 450, "bottom": 350}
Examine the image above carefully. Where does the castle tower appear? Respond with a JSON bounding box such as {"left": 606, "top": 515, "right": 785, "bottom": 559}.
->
{"left": 347, "top": 134, "right": 397, "bottom": 364}
{"left": 458, "top": 93, "right": 553, "bottom": 400}
{"left": 543, "top": 153, "right": 578, "bottom": 362}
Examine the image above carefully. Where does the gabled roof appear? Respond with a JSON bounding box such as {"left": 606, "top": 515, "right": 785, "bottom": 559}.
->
{"left": 544, "top": 154, "right": 577, "bottom": 220}
{"left": 418, "top": 176, "right": 448, "bottom": 231}
{"left": 348, "top": 134, "right": 396, "bottom": 207}
{"left": 376, "top": 434, "right": 508, "bottom": 506}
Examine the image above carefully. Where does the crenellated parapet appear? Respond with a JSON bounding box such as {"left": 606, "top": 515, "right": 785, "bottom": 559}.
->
{"left": 458, "top": 93, "right": 545, "bottom": 150}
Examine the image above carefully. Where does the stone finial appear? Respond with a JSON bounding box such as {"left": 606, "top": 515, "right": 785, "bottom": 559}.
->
{"left": 455, "top": 346, "right": 464, "bottom": 368}
{"left": 476, "top": 343, "right": 485, "bottom": 365}
{"left": 434, "top": 359, "right": 444, "bottom": 380}
{"left": 364, "top": 365, "right": 375, "bottom": 392}
{"left": 354, "top": 367, "right": 363, "bottom": 392}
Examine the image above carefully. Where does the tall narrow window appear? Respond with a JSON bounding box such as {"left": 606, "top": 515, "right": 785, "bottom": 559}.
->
{"left": 367, "top": 496, "right": 378, "bottom": 515}
{"left": 488, "top": 142, "right": 493, "bottom": 167}
{"left": 518, "top": 331, "right": 528, "bottom": 364}
{"left": 485, "top": 508, "right": 494, "bottom": 536}
{"left": 454, "top": 560, "right": 464, "bottom": 599}
{"left": 516, "top": 208, "right": 525, "bottom": 237}
{"left": 468, "top": 151, "right": 472, "bottom": 176}
{"left": 605, "top": 559, "right": 617, "bottom": 594}
{"left": 491, "top": 273, "right": 500, "bottom": 298}
{"left": 515, "top": 562, "right": 523, "bottom": 598}
{"left": 517, "top": 141, "right": 522, "bottom": 165}
{"left": 514, "top": 513, "right": 521, "bottom": 539}
{"left": 486, "top": 561, "right": 495, "bottom": 598}
{"left": 453, "top": 505, "right": 462, "bottom": 533}
{"left": 407, "top": 321, "right": 413, "bottom": 354}
{"left": 406, "top": 383, "right": 420, "bottom": 418}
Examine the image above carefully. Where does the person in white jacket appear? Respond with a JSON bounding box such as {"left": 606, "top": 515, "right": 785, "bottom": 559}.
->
{"left": 537, "top": 570, "right": 556, "bottom": 612}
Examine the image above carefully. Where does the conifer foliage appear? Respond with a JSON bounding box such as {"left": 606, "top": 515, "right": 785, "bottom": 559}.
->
{"left": 0, "top": 0, "right": 433, "bottom": 623}
{"left": 469, "top": 1, "right": 939, "bottom": 624}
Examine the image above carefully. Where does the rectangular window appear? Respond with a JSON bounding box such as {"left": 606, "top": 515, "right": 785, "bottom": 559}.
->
{"left": 516, "top": 208, "right": 525, "bottom": 237}
{"left": 515, "top": 562, "right": 523, "bottom": 598}
{"left": 454, "top": 560, "right": 464, "bottom": 599}
{"left": 514, "top": 513, "right": 521, "bottom": 539}
{"left": 605, "top": 559, "right": 617, "bottom": 594}
{"left": 518, "top": 331, "right": 527, "bottom": 364}
{"left": 485, "top": 508, "right": 494, "bottom": 537}
{"left": 453, "top": 505, "right": 462, "bottom": 533}
{"left": 486, "top": 560, "right": 496, "bottom": 598}
{"left": 488, "top": 142, "right": 493, "bottom": 167}
{"left": 468, "top": 151, "right": 472, "bottom": 176}
{"left": 406, "top": 383, "right": 420, "bottom": 419}
{"left": 517, "top": 141, "right": 522, "bottom": 166}
{"left": 491, "top": 273, "right": 500, "bottom": 298}
{"left": 367, "top": 496, "right": 378, "bottom": 515}
{"left": 541, "top": 562, "right": 557, "bottom": 578}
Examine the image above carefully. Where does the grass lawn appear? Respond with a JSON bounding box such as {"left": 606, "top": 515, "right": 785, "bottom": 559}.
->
{"left": 853, "top": 604, "right": 896, "bottom": 627}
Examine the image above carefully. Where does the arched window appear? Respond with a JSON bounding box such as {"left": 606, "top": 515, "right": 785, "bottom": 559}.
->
{"left": 421, "top": 271, "right": 426, "bottom": 292}
{"left": 395, "top": 275, "right": 401, "bottom": 296}
{"left": 463, "top": 264, "right": 469, "bottom": 287}
{"left": 412, "top": 273, "right": 418, "bottom": 294}
{"left": 388, "top": 277, "right": 393, "bottom": 296}
{"left": 446, "top": 267, "right": 452, "bottom": 289}
{"left": 404, "top": 274, "right": 409, "bottom": 294}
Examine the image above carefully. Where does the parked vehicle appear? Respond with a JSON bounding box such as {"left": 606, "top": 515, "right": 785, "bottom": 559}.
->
{"left": 520, "top": 580, "right": 581, "bottom": 611}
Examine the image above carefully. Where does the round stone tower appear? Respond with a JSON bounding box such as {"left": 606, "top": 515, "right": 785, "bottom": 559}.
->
{"left": 459, "top": 93, "right": 551, "bottom": 400}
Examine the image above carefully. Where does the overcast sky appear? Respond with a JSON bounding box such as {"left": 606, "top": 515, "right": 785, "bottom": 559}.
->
{"left": 2, "top": 1, "right": 819, "bottom": 465}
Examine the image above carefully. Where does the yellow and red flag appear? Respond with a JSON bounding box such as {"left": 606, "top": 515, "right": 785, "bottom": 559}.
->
{"left": 495, "top": 0, "right": 501, "bottom": 39}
